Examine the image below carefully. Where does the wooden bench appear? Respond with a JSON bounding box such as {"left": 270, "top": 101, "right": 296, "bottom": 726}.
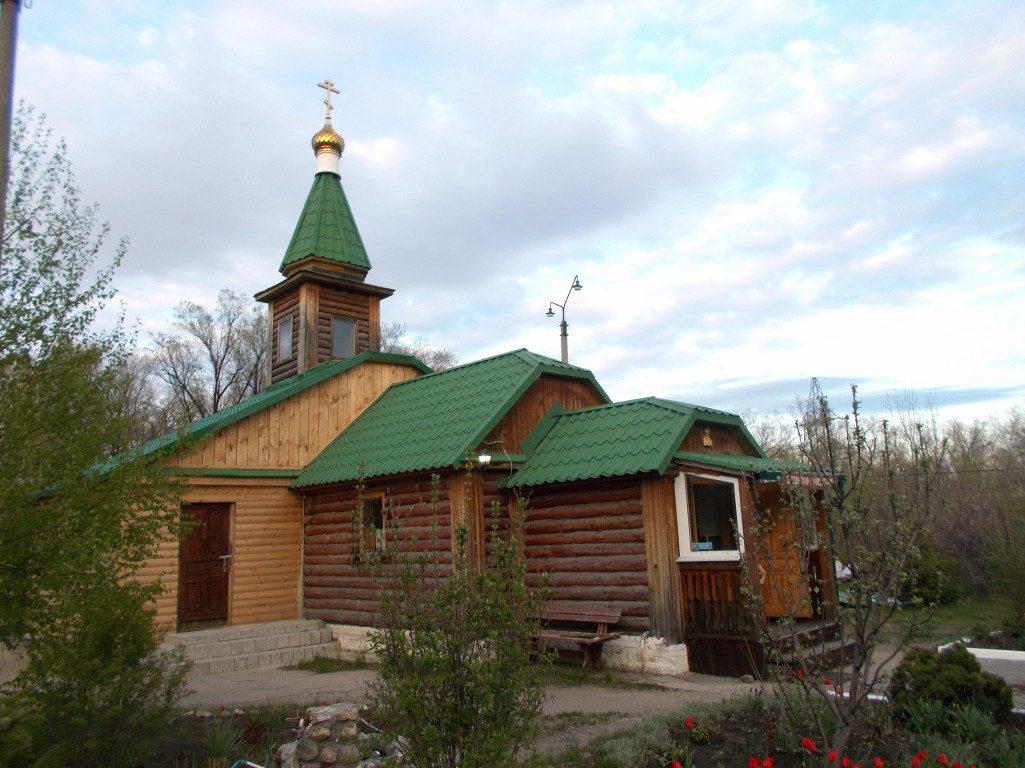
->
{"left": 532, "top": 604, "right": 622, "bottom": 671}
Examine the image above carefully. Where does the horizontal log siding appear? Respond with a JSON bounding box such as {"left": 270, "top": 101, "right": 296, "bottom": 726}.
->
{"left": 140, "top": 478, "right": 302, "bottom": 627}
{"left": 303, "top": 476, "right": 453, "bottom": 626}
{"left": 269, "top": 289, "right": 301, "bottom": 383}
{"left": 168, "top": 361, "right": 420, "bottom": 471}
{"left": 483, "top": 376, "right": 606, "bottom": 451}
{"left": 317, "top": 286, "right": 374, "bottom": 363}
{"left": 522, "top": 480, "right": 649, "bottom": 632}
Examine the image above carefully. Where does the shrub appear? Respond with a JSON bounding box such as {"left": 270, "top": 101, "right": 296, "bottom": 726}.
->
{"left": 888, "top": 644, "right": 1013, "bottom": 723}
{"left": 369, "top": 481, "right": 550, "bottom": 768}
{"left": 6, "top": 583, "right": 190, "bottom": 767}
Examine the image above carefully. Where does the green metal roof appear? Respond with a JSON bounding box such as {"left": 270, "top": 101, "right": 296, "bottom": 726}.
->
{"left": 674, "top": 451, "right": 810, "bottom": 480}
{"left": 140, "top": 351, "right": 430, "bottom": 458}
{"left": 280, "top": 172, "right": 371, "bottom": 273}
{"left": 293, "top": 349, "right": 608, "bottom": 488}
{"left": 505, "top": 398, "right": 763, "bottom": 488}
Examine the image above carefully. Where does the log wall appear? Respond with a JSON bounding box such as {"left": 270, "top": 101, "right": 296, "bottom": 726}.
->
{"left": 270, "top": 288, "right": 301, "bottom": 382}
{"left": 168, "top": 360, "right": 420, "bottom": 471}
{"left": 521, "top": 479, "right": 650, "bottom": 632}
{"left": 303, "top": 476, "right": 454, "bottom": 626}
{"left": 139, "top": 478, "right": 302, "bottom": 628}
{"left": 316, "top": 285, "right": 377, "bottom": 362}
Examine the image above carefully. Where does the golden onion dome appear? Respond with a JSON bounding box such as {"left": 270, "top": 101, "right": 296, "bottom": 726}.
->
{"left": 311, "top": 120, "right": 344, "bottom": 156}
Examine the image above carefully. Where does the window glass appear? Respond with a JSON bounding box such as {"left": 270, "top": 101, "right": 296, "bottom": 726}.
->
{"left": 675, "top": 473, "right": 744, "bottom": 561}
{"left": 332, "top": 317, "right": 355, "bottom": 358}
{"left": 357, "top": 496, "right": 386, "bottom": 559}
{"left": 278, "top": 316, "right": 293, "bottom": 362}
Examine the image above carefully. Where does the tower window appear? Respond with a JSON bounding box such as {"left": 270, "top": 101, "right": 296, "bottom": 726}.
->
{"left": 278, "top": 316, "right": 293, "bottom": 362}
{"left": 331, "top": 317, "right": 355, "bottom": 358}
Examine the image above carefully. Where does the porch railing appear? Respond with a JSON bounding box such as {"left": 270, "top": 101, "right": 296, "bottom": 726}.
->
{"left": 679, "top": 562, "right": 756, "bottom": 637}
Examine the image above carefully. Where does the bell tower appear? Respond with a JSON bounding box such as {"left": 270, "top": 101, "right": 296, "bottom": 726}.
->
{"left": 256, "top": 80, "right": 394, "bottom": 384}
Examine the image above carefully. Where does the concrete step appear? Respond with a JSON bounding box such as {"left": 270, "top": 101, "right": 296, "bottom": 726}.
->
{"left": 162, "top": 619, "right": 339, "bottom": 676}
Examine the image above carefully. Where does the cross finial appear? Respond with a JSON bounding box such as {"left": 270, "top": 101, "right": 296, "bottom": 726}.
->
{"left": 318, "top": 79, "right": 340, "bottom": 121}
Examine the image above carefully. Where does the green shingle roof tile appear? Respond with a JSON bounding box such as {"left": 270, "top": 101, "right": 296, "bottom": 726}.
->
{"left": 280, "top": 172, "right": 371, "bottom": 273}
{"left": 504, "top": 398, "right": 766, "bottom": 488}
{"left": 293, "top": 349, "right": 608, "bottom": 488}
{"left": 674, "top": 451, "right": 810, "bottom": 479}
{"left": 139, "top": 351, "right": 430, "bottom": 459}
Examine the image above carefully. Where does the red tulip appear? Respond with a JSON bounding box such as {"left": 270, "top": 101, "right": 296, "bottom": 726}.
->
{"left": 842, "top": 757, "right": 851, "bottom": 767}
{"left": 685, "top": 716, "right": 695, "bottom": 729}
{"left": 937, "top": 756, "right": 949, "bottom": 766}
{"left": 762, "top": 758, "right": 774, "bottom": 768}
{"left": 828, "top": 750, "right": 838, "bottom": 762}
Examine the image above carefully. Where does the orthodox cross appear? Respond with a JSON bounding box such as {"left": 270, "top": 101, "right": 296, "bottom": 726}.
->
{"left": 318, "top": 79, "right": 340, "bottom": 120}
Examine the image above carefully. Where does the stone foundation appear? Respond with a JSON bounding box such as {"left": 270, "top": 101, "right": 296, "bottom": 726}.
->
{"left": 325, "top": 623, "right": 689, "bottom": 677}
{"left": 602, "top": 634, "right": 689, "bottom": 676}
{"left": 326, "top": 624, "right": 378, "bottom": 663}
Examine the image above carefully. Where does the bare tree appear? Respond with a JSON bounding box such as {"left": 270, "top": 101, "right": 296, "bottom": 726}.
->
{"left": 379, "top": 320, "right": 457, "bottom": 371}
{"left": 150, "top": 289, "right": 266, "bottom": 426}
{"left": 748, "top": 380, "right": 943, "bottom": 759}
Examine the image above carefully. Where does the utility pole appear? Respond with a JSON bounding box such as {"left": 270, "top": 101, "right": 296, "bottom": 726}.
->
{"left": 0, "top": 0, "right": 22, "bottom": 248}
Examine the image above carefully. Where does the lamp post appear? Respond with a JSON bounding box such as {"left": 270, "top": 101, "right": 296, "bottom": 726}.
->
{"left": 546, "top": 275, "right": 582, "bottom": 364}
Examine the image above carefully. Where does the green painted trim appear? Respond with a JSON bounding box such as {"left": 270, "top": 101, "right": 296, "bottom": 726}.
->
{"left": 173, "top": 468, "right": 304, "bottom": 479}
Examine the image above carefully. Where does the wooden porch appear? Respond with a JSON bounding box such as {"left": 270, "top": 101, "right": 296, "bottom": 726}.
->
{"left": 680, "top": 562, "right": 848, "bottom": 677}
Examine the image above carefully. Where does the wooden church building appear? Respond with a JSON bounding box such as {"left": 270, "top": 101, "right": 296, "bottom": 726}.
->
{"left": 140, "top": 84, "right": 837, "bottom": 676}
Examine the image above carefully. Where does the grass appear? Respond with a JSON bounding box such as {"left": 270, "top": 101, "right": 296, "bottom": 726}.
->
{"left": 284, "top": 654, "right": 369, "bottom": 673}
{"left": 890, "top": 594, "right": 1015, "bottom": 644}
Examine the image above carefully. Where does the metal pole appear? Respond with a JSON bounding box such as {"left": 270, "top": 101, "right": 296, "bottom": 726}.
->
{"left": 560, "top": 319, "right": 568, "bottom": 363}
{"left": 0, "top": 0, "right": 21, "bottom": 250}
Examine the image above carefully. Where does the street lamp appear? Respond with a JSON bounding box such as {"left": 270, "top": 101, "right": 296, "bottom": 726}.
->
{"left": 545, "top": 275, "right": 582, "bottom": 363}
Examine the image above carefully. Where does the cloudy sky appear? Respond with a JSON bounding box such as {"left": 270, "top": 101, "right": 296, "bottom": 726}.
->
{"left": 12, "top": 0, "right": 1025, "bottom": 423}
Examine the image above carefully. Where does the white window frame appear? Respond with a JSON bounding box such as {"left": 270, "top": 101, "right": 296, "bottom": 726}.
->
{"left": 674, "top": 472, "right": 745, "bottom": 562}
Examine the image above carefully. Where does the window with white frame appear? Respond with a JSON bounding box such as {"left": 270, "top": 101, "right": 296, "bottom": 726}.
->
{"left": 674, "top": 472, "right": 744, "bottom": 561}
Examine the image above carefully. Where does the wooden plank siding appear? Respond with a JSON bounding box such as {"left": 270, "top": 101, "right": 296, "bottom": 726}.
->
{"left": 167, "top": 360, "right": 421, "bottom": 471}
{"left": 680, "top": 422, "right": 750, "bottom": 456}
{"left": 303, "top": 476, "right": 454, "bottom": 627}
{"left": 481, "top": 376, "right": 607, "bottom": 451}
{"left": 521, "top": 479, "right": 650, "bottom": 633}
{"left": 641, "top": 475, "right": 685, "bottom": 643}
{"left": 139, "top": 478, "right": 303, "bottom": 628}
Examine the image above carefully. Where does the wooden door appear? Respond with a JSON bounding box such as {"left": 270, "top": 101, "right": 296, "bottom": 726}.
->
{"left": 178, "top": 503, "right": 231, "bottom": 629}
{"left": 755, "top": 495, "right": 812, "bottom": 619}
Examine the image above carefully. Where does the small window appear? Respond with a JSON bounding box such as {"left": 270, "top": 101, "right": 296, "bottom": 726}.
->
{"left": 331, "top": 317, "right": 355, "bottom": 358}
{"left": 356, "top": 494, "right": 386, "bottom": 560}
{"left": 675, "top": 473, "right": 744, "bottom": 562}
{"left": 278, "top": 316, "right": 293, "bottom": 362}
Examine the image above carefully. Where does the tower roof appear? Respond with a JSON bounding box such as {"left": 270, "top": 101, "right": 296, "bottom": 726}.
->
{"left": 278, "top": 79, "right": 371, "bottom": 278}
{"left": 279, "top": 171, "right": 371, "bottom": 277}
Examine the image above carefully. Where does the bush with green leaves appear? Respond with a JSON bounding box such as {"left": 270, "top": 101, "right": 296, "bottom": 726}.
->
{"left": 3, "top": 584, "right": 189, "bottom": 768}
{"left": 369, "top": 478, "right": 550, "bottom": 768}
{"left": 888, "top": 644, "right": 1013, "bottom": 723}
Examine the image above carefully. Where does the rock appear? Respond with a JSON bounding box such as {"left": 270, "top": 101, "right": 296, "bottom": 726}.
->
{"left": 333, "top": 720, "right": 358, "bottom": 739}
{"left": 740, "top": 674, "right": 755, "bottom": 683}
{"left": 308, "top": 722, "right": 332, "bottom": 740}
{"left": 318, "top": 743, "right": 341, "bottom": 764}
{"left": 335, "top": 742, "right": 362, "bottom": 766}
{"left": 308, "top": 702, "right": 360, "bottom": 722}
{"left": 297, "top": 736, "right": 320, "bottom": 761}
{"left": 277, "top": 740, "right": 297, "bottom": 767}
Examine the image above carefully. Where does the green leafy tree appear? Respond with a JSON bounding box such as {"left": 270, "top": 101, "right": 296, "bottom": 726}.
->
{"left": 369, "top": 473, "right": 549, "bottom": 768}
{"left": 0, "top": 103, "right": 186, "bottom": 762}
